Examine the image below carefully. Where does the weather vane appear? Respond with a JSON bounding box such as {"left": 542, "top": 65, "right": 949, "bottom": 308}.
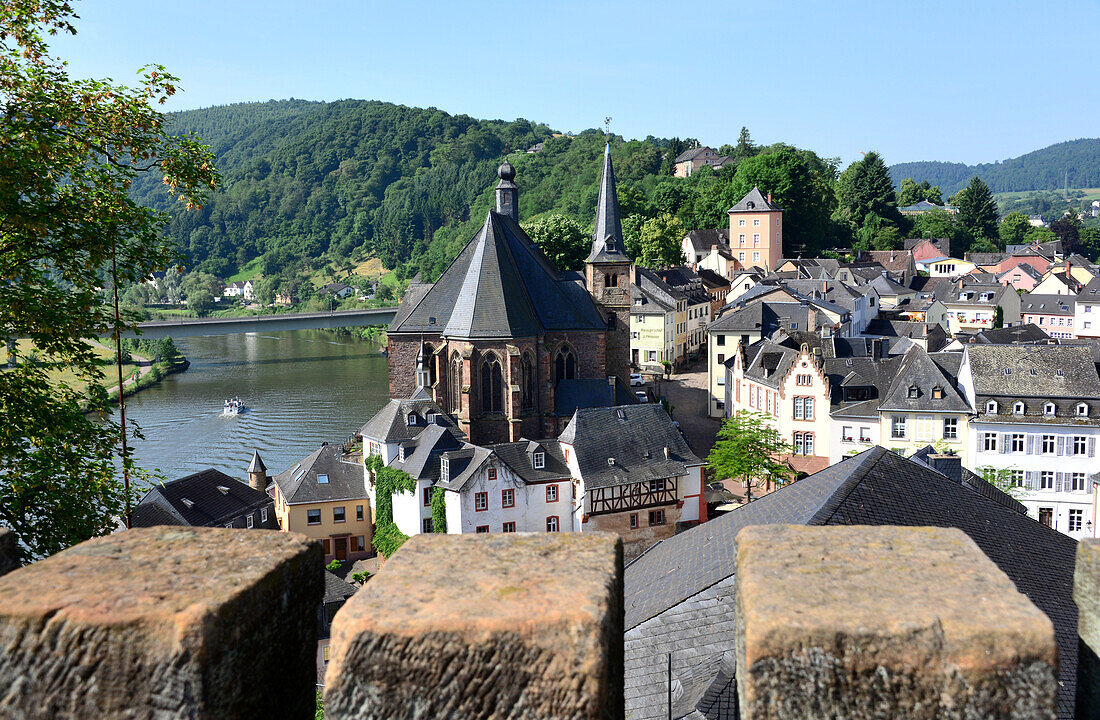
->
{"left": 604, "top": 117, "right": 612, "bottom": 139}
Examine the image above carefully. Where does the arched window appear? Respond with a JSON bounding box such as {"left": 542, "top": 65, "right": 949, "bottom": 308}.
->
{"left": 448, "top": 353, "right": 462, "bottom": 414}
{"left": 521, "top": 353, "right": 536, "bottom": 410}
{"left": 423, "top": 344, "right": 437, "bottom": 387}
{"left": 553, "top": 345, "right": 578, "bottom": 386}
{"left": 481, "top": 354, "right": 504, "bottom": 414}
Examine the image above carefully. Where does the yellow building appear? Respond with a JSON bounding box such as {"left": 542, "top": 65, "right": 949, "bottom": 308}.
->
{"left": 727, "top": 187, "right": 783, "bottom": 272}
{"left": 272, "top": 443, "right": 373, "bottom": 563}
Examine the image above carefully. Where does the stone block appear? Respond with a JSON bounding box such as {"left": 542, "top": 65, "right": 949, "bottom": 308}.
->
{"left": 0, "top": 526, "right": 322, "bottom": 719}
{"left": 1075, "top": 539, "right": 1100, "bottom": 717}
{"left": 0, "top": 528, "right": 19, "bottom": 577}
{"left": 324, "top": 532, "right": 623, "bottom": 720}
{"left": 735, "top": 525, "right": 1057, "bottom": 720}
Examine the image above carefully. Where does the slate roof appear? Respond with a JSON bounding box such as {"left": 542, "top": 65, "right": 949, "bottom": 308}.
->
{"left": 1022, "top": 294, "right": 1075, "bottom": 315}
{"left": 727, "top": 186, "right": 782, "bottom": 214}
{"left": 553, "top": 377, "right": 639, "bottom": 416}
{"left": 859, "top": 250, "right": 913, "bottom": 274}
{"left": 246, "top": 451, "right": 266, "bottom": 474}
{"left": 997, "top": 262, "right": 1043, "bottom": 282}
{"left": 904, "top": 237, "right": 951, "bottom": 256}
{"left": 694, "top": 268, "right": 731, "bottom": 291}
{"left": 622, "top": 447, "right": 1080, "bottom": 720}
{"left": 898, "top": 199, "right": 948, "bottom": 212}
{"left": 588, "top": 144, "right": 631, "bottom": 264}
{"left": 359, "top": 390, "right": 460, "bottom": 444}
{"left": 879, "top": 346, "right": 969, "bottom": 412}
{"left": 490, "top": 439, "right": 572, "bottom": 484}
{"left": 966, "top": 345, "right": 1100, "bottom": 399}
{"left": 390, "top": 424, "right": 464, "bottom": 483}
{"left": 131, "top": 469, "right": 273, "bottom": 528}
{"left": 273, "top": 444, "right": 367, "bottom": 505}
{"left": 630, "top": 281, "right": 674, "bottom": 315}
{"left": 389, "top": 210, "right": 605, "bottom": 338}
{"left": 970, "top": 323, "right": 1049, "bottom": 344}
{"left": 965, "top": 252, "right": 1010, "bottom": 266}
{"left": 322, "top": 570, "right": 358, "bottom": 605}
{"left": 1079, "top": 276, "right": 1100, "bottom": 299}
{"left": 739, "top": 339, "right": 798, "bottom": 390}
{"left": 559, "top": 404, "right": 701, "bottom": 489}
{"left": 673, "top": 146, "right": 716, "bottom": 164}
{"left": 824, "top": 354, "right": 904, "bottom": 418}
{"left": 683, "top": 229, "right": 730, "bottom": 253}
{"left": 435, "top": 445, "right": 493, "bottom": 492}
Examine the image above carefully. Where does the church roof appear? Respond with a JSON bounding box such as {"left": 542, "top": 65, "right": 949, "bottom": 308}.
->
{"left": 587, "top": 144, "right": 630, "bottom": 264}
{"left": 389, "top": 211, "right": 606, "bottom": 338}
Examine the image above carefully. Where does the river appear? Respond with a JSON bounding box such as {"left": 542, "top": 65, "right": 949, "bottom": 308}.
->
{"left": 116, "top": 329, "right": 391, "bottom": 485}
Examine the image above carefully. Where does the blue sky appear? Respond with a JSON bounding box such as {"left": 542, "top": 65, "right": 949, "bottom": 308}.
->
{"left": 53, "top": 0, "right": 1100, "bottom": 166}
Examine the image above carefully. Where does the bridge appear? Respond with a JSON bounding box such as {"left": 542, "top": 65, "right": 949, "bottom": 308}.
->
{"left": 117, "top": 306, "right": 399, "bottom": 339}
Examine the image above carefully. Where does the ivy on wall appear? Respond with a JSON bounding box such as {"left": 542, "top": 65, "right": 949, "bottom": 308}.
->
{"left": 365, "top": 454, "right": 415, "bottom": 557}
{"left": 431, "top": 487, "right": 448, "bottom": 533}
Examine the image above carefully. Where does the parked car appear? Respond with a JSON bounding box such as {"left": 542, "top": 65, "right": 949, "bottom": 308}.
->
{"left": 629, "top": 373, "right": 644, "bottom": 386}
{"left": 634, "top": 390, "right": 649, "bottom": 403}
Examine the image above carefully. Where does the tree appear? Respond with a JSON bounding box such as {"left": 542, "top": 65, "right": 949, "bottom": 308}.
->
{"left": 999, "top": 211, "right": 1032, "bottom": 247}
{"left": 706, "top": 411, "right": 795, "bottom": 503}
{"left": 637, "top": 214, "right": 686, "bottom": 268}
{"left": 521, "top": 214, "right": 588, "bottom": 271}
{"left": 732, "top": 126, "right": 757, "bottom": 163}
{"left": 1079, "top": 227, "right": 1100, "bottom": 261}
{"left": 979, "top": 466, "right": 1023, "bottom": 499}
{"left": 837, "top": 151, "right": 900, "bottom": 230}
{"left": 1, "top": 2, "right": 217, "bottom": 559}
{"left": 1049, "top": 215, "right": 1081, "bottom": 255}
{"left": 954, "top": 176, "right": 999, "bottom": 244}
{"left": 897, "top": 178, "right": 943, "bottom": 207}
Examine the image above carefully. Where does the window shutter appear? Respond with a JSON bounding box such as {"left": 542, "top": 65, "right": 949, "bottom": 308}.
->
{"left": 1000, "top": 434, "right": 1010, "bottom": 454}
{"left": 1026, "top": 435, "right": 1036, "bottom": 455}
{"left": 1056, "top": 472, "right": 1065, "bottom": 493}
{"left": 1025, "top": 471, "right": 1038, "bottom": 490}
{"left": 1056, "top": 436, "right": 1066, "bottom": 456}
{"left": 1090, "top": 437, "right": 1097, "bottom": 458}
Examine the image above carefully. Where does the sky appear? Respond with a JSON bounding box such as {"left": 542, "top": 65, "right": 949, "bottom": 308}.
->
{"left": 51, "top": 0, "right": 1100, "bottom": 167}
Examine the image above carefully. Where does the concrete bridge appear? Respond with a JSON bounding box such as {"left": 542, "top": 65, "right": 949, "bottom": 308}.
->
{"left": 117, "top": 306, "right": 399, "bottom": 339}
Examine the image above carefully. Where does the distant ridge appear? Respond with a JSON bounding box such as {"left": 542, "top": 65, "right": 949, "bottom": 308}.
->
{"left": 889, "top": 138, "right": 1100, "bottom": 196}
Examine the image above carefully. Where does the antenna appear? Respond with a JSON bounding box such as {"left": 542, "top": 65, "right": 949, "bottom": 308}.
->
{"left": 604, "top": 116, "right": 612, "bottom": 139}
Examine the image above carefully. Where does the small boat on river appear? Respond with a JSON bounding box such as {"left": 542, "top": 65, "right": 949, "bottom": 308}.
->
{"left": 223, "top": 397, "right": 246, "bottom": 415}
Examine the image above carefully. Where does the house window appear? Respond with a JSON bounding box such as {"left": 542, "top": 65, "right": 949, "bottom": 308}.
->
{"left": 753, "top": 219, "right": 760, "bottom": 227}
{"left": 398, "top": 446, "right": 406, "bottom": 463}
{"left": 649, "top": 509, "right": 666, "bottom": 526}
{"left": 859, "top": 427, "right": 871, "bottom": 442}
{"left": 422, "top": 518, "right": 434, "bottom": 534}
{"left": 369, "top": 441, "right": 381, "bottom": 457}
{"left": 716, "top": 334, "right": 725, "bottom": 346}
{"left": 648, "top": 479, "right": 666, "bottom": 493}
{"left": 1038, "top": 508, "right": 1053, "bottom": 527}
{"left": 322, "top": 538, "right": 331, "bottom": 555}
{"left": 449, "top": 353, "right": 462, "bottom": 414}
{"left": 1078, "top": 403, "right": 1090, "bottom": 417}
{"left": 630, "top": 513, "right": 638, "bottom": 529}
{"left": 485, "top": 468, "right": 497, "bottom": 483}
{"left": 502, "top": 488, "right": 515, "bottom": 508}
{"left": 1013, "top": 402, "right": 1025, "bottom": 415}
{"left": 1070, "top": 509, "right": 1084, "bottom": 532}
{"left": 907, "top": 386, "right": 918, "bottom": 399}
{"left": 521, "top": 353, "right": 536, "bottom": 410}
{"left": 423, "top": 487, "right": 433, "bottom": 507}
{"left": 793, "top": 397, "right": 803, "bottom": 420}
{"left": 1011, "top": 433, "right": 1025, "bottom": 452}
{"left": 246, "top": 514, "right": 254, "bottom": 529}
{"left": 1040, "top": 471, "right": 1055, "bottom": 490}
{"left": 354, "top": 536, "right": 365, "bottom": 551}
{"left": 1074, "top": 436, "right": 1088, "bottom": 455}
{"left": 546, "top": 516, "right": 559, "bottom": 533}
{"left": 796, "top": 374, "right": 812, "bottom": 386}
{"left": 546, "top": 484, "right": 558, "bottom": 502}
{"left": 891, "top": 415, "right": 907, "bottom": 439}
{"left": 503, "top": 521, "right": 516, "bottom": 533}
{"left": 793, "top": 433, "right": 804, "bottom": 455}
{"left": 1042, "top": 435, "right": 1055, "bottom": 454}
{"left": 1073, "top": 473, "right": 1088, "bottom": 491}
{"left": 307, "top": 509, "right": 321, "bottom": 525}
{"left": 317, "top": 473, "right": 329, "bottom": 484}
{"left": 356, "top": 505, "right": 364, "bottom": 521}
{"left": 753, "top": 252, "right": 760, "bottom": 263}
{"left": 533, "top": 452, "right": 545, "bottom": 469}
{"left": 333, "top": 506, "right": 345, "bottom": 523}
{"left": 803, "top": 433, "right": 814, "bottom": 455}
{"left": 842, "top": 425, "right": 853, "bottom": 442}
{"left": 476, "top": 525, "right": 490, "bottom": 534}
{"left": 982, "top": 432, "right": 997, "bottom": 452}
{"left": 1044, "top": 402, "right": 1056, "bottom": 416}
{"left": 481, "top": 355, "right": 505, "bottom": 414}
{"left": 931, "top": 387, "right": 943, "bottom": 400}
{"left": 804, "top": 397, "right": 814, "bottom": 420}
{"left": 475, "top": 492, "right": 488, "bottom": 511}
{"left": 986, "top": 400, "right": 998, "bottom": 414}
{"left": 261, "top": 508, "right": 269, "bottom": 523}
{"left": 440, "top": 457, "right": 450, "bottom": 482}
{"left": 943, "top": 418, "right": 958, "bottom": 440}
{"left": 739, "top": 219, "right": 746, "bottom": 227}
{"left": 1009, "top": 470, "right": 1025, "bottom": 487}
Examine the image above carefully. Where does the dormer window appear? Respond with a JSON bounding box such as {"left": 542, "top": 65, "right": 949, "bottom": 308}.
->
{"left": 1014, "top": 402, "right": 1026, "bottom": 415}
{"left": 216, "top": 486, "right": 230, "bottom": 495}
{"left": 986, "top": 400, "right": 998, "bottom": 414}
{"left": 533, "top": 452, "right": 545, "bottom": 469}
{"left": 931, "top": 387, "right": 943, "bottom": 400}
{"left": 1077, "top": 403, "right": 1090, "bottom": 417}
{"left": 406, "top": 412, "right": 417, "bottom": 426}
{"left": 440, "top": 457, "right": 449, "bottom": 482}
{"left": 398, "top": 446, "right": 406, "bottom": 462}
{"left": 425, "top": 412, "right": 435, "bottom": 424}
{"left": 181, "top": 498, "right": 194, "bottom": 509}
{"left": 1044, "top": 402, "right": 1056, "bottom": 416}
{"left": 907, "top": 386, "right": 918, "bottom": 399}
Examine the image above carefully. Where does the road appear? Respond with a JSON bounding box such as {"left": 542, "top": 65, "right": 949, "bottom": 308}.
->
{"left": 652, "top": 357, "right": 721, "bottom": 460}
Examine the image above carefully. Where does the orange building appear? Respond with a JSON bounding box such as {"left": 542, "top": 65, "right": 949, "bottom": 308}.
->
{"left": 727, "top": 187, "right": 783, "bottom": 272}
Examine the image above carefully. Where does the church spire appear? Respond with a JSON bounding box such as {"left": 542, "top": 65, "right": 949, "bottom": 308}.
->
{"left": 587, "top": 143, "right": 629, "bottom": 263}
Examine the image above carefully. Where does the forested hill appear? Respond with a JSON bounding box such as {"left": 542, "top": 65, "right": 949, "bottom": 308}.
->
{"left": 889, "top": 139, "right": 1100, "bottom": 196}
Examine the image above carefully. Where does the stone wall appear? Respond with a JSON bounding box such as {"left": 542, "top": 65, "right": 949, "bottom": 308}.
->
{"left": 587, "top": 505, "right": 680, "bottom": 562}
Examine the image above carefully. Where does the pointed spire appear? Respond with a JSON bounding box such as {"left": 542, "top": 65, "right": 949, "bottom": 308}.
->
{"left": 587, "top": 143, "right": 629, "bottom": 263}
{"left": 247, "top": 450, "right": 266, "bottom": 473}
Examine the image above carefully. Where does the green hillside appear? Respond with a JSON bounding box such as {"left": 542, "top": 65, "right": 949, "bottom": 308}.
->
{"left": 889, "top": 138, "right": 1100, "bottom": 196}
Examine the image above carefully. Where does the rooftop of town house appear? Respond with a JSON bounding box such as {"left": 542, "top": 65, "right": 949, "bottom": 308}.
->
{"left": 358, "top": 388, "right": 460, "bottom": 445}
{"left": 130, "top": 469, "right": 272, "bottom": 528}
{"left": 1021, "top": 293, "right": 1075, "bottom": 315}
{"left": 390, "top": 423, "right": 464, "bottom": 483}
{"left": 877, "top": 346, "right": 968, "bottom": 413}
{"left": 727, "top": 185, "right": 782, "bottom": 214}
{"left": 682, "top": 228, "right": 730, "bottom": 252}
{"left": 273, "top": 443, "right": 367, "bottom": 505}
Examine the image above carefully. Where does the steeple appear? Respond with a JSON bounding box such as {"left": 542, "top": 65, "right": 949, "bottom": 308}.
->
{"left": 587, "top": 144, "right": 629, "bottom": 263}
{"left": 246, "top": 450, "right": 268, "bottom": 493}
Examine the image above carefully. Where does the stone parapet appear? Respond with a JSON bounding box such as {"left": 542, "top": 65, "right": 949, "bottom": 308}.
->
{"left": 1075, "top": 539, "right": 1100, "bottom": 718}
{"left": 324, "top": 532, "right": 623, "bottom": 720}
{"left": 0, "top": 526, "right": 322, "bottom": 719}
{"left": 735, "top": 524, "right": 1058, "bottom": 720}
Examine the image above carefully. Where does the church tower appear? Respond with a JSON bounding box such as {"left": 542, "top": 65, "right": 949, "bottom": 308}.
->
{"left": 585, "top": 143, "right": 632, "bottom": 382}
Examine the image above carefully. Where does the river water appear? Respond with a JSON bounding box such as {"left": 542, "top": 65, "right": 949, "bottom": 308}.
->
{"left": 116, "top": 329, "right": 391, "bottom": 485}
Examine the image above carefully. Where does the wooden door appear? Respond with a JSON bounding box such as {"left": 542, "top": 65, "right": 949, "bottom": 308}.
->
{"left": 334, "top": 537, "right": 348, "bottom": 561}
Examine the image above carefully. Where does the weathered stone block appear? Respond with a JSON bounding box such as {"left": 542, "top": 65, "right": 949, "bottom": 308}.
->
{"left": 1075, "top": 539, "right": 1100, "bottom": 718}
{"left": 0, "top": 526, "right": 322, "bottom": 719}
{"left": 324, "top": 532, "right": 623, "bottom": 720}
{"left": 0, "top": 528, "right": 19, "bottom": 577}
{"left": 735, "top": 525, "right": 1057, "bottom": 720}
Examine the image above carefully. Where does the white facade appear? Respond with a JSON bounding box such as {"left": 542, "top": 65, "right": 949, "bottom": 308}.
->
{"left": 1077, "top": 297, "right": 1100, "bottom": 338}
{"left": 828, "top": 416, "right": 881, "bottom": 463}
{"left": 442, "top": 456, "right": 576, "bottom": 535}
{"left": 968, "top": 421, "right": 1098, "bottom": 539}
{"left": 391, "top": 477, "right": 434, "bottom": 536}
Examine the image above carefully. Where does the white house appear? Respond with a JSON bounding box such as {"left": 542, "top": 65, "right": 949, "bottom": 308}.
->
{"left": 915, "top": 256, "right": 977, "bottom": 278}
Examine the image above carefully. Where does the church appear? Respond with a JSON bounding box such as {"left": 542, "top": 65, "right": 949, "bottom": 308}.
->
{"left": 387, "top": 145, "right": 635, "bottom": 444}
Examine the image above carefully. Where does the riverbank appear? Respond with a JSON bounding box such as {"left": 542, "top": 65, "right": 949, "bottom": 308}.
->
{"left": 105, "top": 355, "right": 190, "bottom": 402}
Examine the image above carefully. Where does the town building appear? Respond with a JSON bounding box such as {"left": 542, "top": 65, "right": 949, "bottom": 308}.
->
{"left": 319, "top": 282, "right": 355, "bottom": 299}
{"left": 927, "top": 282, "right": 1021, "bottom": 335}
{"left": 727, "top": 187, "right": 783, "bottom": 272}
{"left": 358, "top": 387, "right": 460, "bottom": 466}
{"left": 681, "top": 229, "right": 730, "bottom": 266}
{"left": 1075, "top": 277, "right": 1100, "bottom": 338}
{"left": 693, "top": 267, "right": 732, "bottom": 316}
{"left": 857, "top": 250, "right": 916, "bottom": 286}
{"left": 672, "top": 146, "right": 723, "bottom": 177}
{"left": 386, "top": 147, "right": 632, "bottom": 444}
{"left": 629, "top": 272, "right": 677, "bottom": 371}
{"left": 654, "top": 266, "right": 712, "bottom": 360}
{"left": 1020, "top": 294, "right": 1076, "bottom": 339}
{"left": 961, "top": 345, "right": 1100, "bottom": 538}
{"left": 1032, "top": 270, "right": 1084, "bottom": 296}
{"left": 997, "top": 262, "right": 1044, "bottom": 292}
{"left": 130, "top": 466, "right": 277, "bottom": 530}
{"left": 915, "top": 255, "right": 977, "bottom": 278}
{"left": 221, "top": 280, "right": 255, "bottom": 301}
{"left": 317, "top": 571, "right": 358, "bottom": 683}
{"left": 904, "top": 237, "right": 951, "bottom": 262}
{"left": 272, "top": 443, "right": 373, "bottom": 564}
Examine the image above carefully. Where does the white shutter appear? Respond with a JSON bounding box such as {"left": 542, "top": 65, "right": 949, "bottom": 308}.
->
{"left": 1056, "top": 436, "right": 1066, "bottom": 456}
{"left": 1000, "top": 434, "right": 1011, "bottom": 454}
{"left": 1090, "top": 437, "right": 1097, "bottom": 458}
{"left": 1026, "top": 471, "right": 1038, "bottom": 490}
{"left": 1026, "top": 435, "right": 1036, "bottom": 455}
{"left": 1056, "top": 472, "right": 1065, "bottom": 493}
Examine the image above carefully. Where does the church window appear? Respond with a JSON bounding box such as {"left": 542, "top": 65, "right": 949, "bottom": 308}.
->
{"left": 521, "top": 353, "right": 536, "bottom": 410}
{"left": 605, "top": 273, "right": 618, "bottom": 287}
{"left": 449, "top": 353, "right": 462, "bottom": 413}
{"left": 553, "top": 346, "right": 578, "bottom": 385}
{"left": 481, "top": 354, "right": 504, "bottom": 414}
{"left": 422, "top": 344, "right": 437, "bottom": 386}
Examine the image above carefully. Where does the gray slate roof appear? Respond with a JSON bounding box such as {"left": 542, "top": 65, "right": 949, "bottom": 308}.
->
{"left": 683, "top": 229, "right": 730, "bottom": 253}
{"left": 588, "top": 144, "right": 631, "bottom": 264}
{"left": 359, "top": 389, "right": 459, "bottom": 444}
{"left": 491, "top": 440, "right": 572, "bottom": 484}
{"left": 273, "top": 444, "right": 367, "bottom": 505}
{"left": 623, "top": 446, "right": 1080, "bottom": 720}
{"left": 559, "top": 404, "right": 700, "bottom": 490}
{"left": 390, "top": 211, "right": 605, "bottom": 338}
{"left": 131, "top": 469, "right": 274, "bottom": 529}
{"left": 390, "top": 424, "right": 464, "bottom": 483}
{"left": 1021, "top": 294, "right": 1075, "bottom": 315}
{"left": 966, "top": 345, "right": 1100, "bottom": 400}
{"left": 553, "top": 377, "right": 639, "bottom": 417}
{"left": 878, "top": 347, "right": 969, "bottom": 412}
{"left": 727, "top": 186, "right": 782, "bottom": 214}
{"left": 673, "top": 146, "right": 716, "bottom": 163}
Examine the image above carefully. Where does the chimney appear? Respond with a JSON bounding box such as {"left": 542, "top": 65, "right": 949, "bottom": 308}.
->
{"left": 766, "top": 192, "right": 773, "bottom": 204}
{"left": 495, "top": 161, "right": 518, "bottom": 222}
{"left": 928, "top": 453, "right": 962, "bottom": 482}
{"left": 247, "top": 450, "right": 268, "bottom": 493}
{"left": 663, "top": 446, "right": 670, "bottom": 460}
